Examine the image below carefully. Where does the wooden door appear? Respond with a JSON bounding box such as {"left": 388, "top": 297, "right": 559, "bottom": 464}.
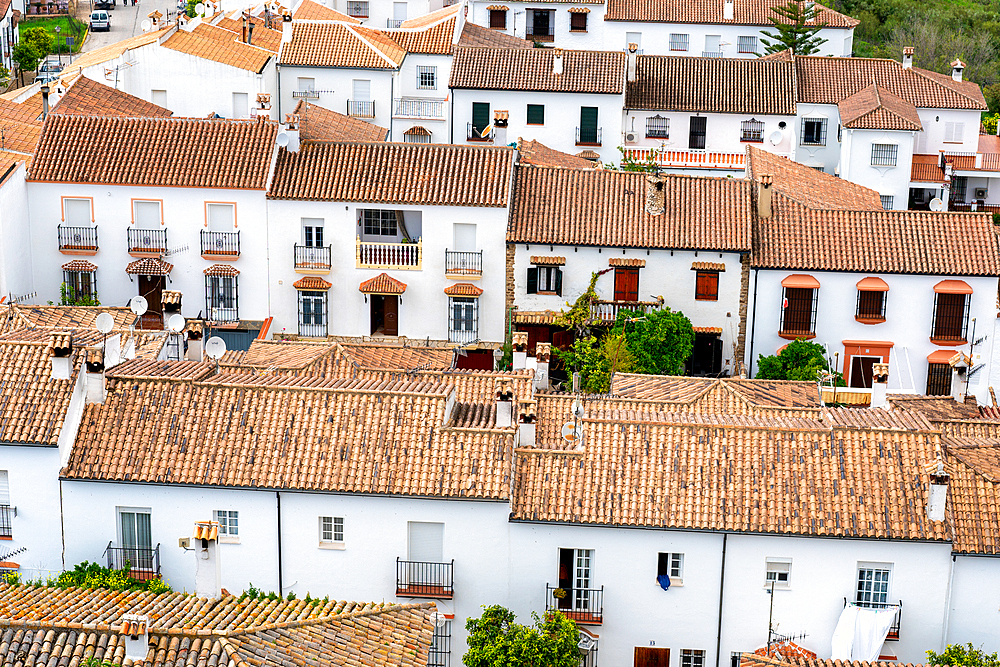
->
{"left": 384, "top": 296, "right": 398, "bottom": 336}
{"left": 138, "top": 275, "right": 165, "bottom": 329}
{"left": 614, "top": 268, "right": 639, "bottom": 302}
{"left": 635, "top": 647, "right": 670, "bottom": 667}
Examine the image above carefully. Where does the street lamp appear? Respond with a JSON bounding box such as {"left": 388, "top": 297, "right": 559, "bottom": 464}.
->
{"left": 54, "top": 26, "right": 61, "bottom": 65}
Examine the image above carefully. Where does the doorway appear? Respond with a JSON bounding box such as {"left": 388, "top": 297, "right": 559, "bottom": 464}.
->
{"left": 635, "top": 648, "right": 670, "bottom": 667}
{"left": 687, "top": 332, "right": 723, "bottom": 376}
{"left": 370, "top": 295, "right": 398, "bottom": 336}
{"left": 850, "top": 356, "right": 879, "bottom": 388}
{"left": 138, "top": 274, "right": 165, "bottom": 329}
{"left": 530, "top": 9, "right": 552, "bottom": 39}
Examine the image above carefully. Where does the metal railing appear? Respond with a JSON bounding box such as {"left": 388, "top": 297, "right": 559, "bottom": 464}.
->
{"left": 346, "top": 0, "right": 368, "bottom": 16}
{"left": 292, "top": 89, "right": 320, "bottom": 99}
{"left": 0, "top": 505, "right": 13, "bottom": 538}
{"left": 393, "top": 98, "right": 445, "bottom": 119}
{"left": 576, "top": 126, "right": 602, "bottom": 146}
{"left": 347, "top": 100, "right": 376, "bottom": 117}
{"left": 58, "top": 225, "right": 98, "bottom": 251}
{"left": 356, "top": 236, "right": 422, "bottom": 269}
{"left": 387, "top": 18, "right": 403, "bottom": 27}
{"left": 128, "top": 227, "right": 167, "bottom": 254}
{"left": 396, "top": 558, "right": 455, "bottom": 599}
{"left": 467, "top": 123, "right": 493, "bottom": 142}
{"left": 104, "top": 542, "right": 161, "bottom": 582}
{"left": 590, "top": 299, "right": 662, "bottom": 323}
{"left": 847, "top": 598, "right": 901, "bottom": 640}
{"left": 526, "top": 25, "right": 554, "bottom": 40}
{"left": 445, "top": 249, "right": 482, "bottom": 276}
{"left": 201, "top": 230, "right": 241, "bottom": 257}
{"left": 702, "top": 50, "right": 724, "bottom": 57}
{"left": 545, "top": 584, "right": 604, "bottom": 624}
{"left": 294, "top": 244, "right": 332, "bottom": 270}
{"left": 623, "top": 148, "right": 745, "bottom": 170}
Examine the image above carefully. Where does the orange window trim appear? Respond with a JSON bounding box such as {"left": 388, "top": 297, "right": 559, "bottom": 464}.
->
{"left": 780, "top": 274, "right": 820, "bottom": 289}
{"left": 204, "top": 201, "right": 238, "bottom": 228}
{"left": 856, "top": 276, "right": 889, "bottom": 291}
{"left": 934, "top": 279, "right": 973, "bottom": 294}
{"left": 928, "top": 349, "right": 959, "bottom": 363}
{"left": 61, "top": 196, "right": 95, "bottom": 222}
{"left": 130, "top": 198, "right": 165, "bottom": 226}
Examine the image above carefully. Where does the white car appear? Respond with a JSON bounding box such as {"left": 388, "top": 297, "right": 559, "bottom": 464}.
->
{"left": 90, "top": 9, "right": 111, "bottom": 30}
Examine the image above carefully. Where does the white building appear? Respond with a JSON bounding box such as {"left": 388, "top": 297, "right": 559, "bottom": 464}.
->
{"left": 0, "top": 0, "right": 17, "bottom": 73}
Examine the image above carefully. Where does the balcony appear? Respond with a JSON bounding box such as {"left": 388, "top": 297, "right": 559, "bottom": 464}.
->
{"left": 104, "top": 541, "right": 161, "bottom": 582}
{"left": 396, "top": 558, "right": 454, "bottom": 599}
{"left": 393, "top": 98, "right": 445, "bottom": 120}
{"left": 526, "top": 25, "right": 554, "bottom": 42}
{"left": 444, "top": 250, "right": 482, "bottom": 277}
{"left": 467, "top": 123, "right": 493, "bottom": 142}
{"left": 545, "top": 584, "right": 603, "bottom": 625}
{"left": 702, "top": 51, "right": 724, "bottom": 57}
{"left": 347, "top": 100, "right": 376, "bottom": 118}
{"left": 58, "top": 225, "right": 98, "bottom": 254}
{"left": 848, "top": 598, "right": 901, "bottom": 640}
{"left": 589, "top": 299, "right": 663, "bottom": 324}
{"left": 0, "top": 504, "right": 14, "bottom": 538}
{"left": 295, "top": 244, "right": 332, "bottom": 272}
{"left": 357, "top": 236, "right": 422, "bottom": 270}
{"left": 127, "top": 227, "right": 167, "bottom": 256}
{"left": 576, "top": 126, "right": 602, "bottom": 146}
{"left": 201, "top": 230, "right": 240, "bottom": 259}
{"left": 387, "top": 18, "right": 403, "bottom": 27}
{"left": 292, "top": 89, "right": 320, "bottom": 100}
{"left": 622, "top": 148, "right": 746, "bottom": 171}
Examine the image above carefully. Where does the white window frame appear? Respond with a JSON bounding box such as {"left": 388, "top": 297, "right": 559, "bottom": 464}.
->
{"left": 132, "top": 199, "right": 162, "bottom": 226}
{"left": 944, "top": 121, "right": 965, "bottom": 144}
{"left": 63, "top": 197, "right": 94, "bottom": 226}
{"left": 870, "top": 143, "right": 898, "bottom": 167}
{"left": 206, "top": 202, "right": 236, "bottom": 231}
{"left": 856, "top": 562, "right": 892, "bottom": 605}
{"left": 319, "top": 515, "right": 345, "bottom": 549}
{"left": 417, "top": 65, "right": 437, "bottom": 90}
{"left": 764, "top": 558, "right": 791, "bottom": 589}
{"left": 213, "top": 510, "right": 240, "bottom": 543}
{"left": 682, "top": 649, "right": 706, "bottom": 667}
{"left": 737, "top": 35, "right": 758, "bottom": 53}
{"left": 668, "top": 33, "right": 689, "bottom": 51}
{"left": 657, "top": 551, "right": 684, "bottom": 585}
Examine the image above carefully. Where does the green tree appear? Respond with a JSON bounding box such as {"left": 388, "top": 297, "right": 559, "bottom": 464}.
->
{"left": 616, "top": 308, "right": 695, "bottom": 376}
{"left": 555, "top": 333, "right": 634, "bottom": 394}
{"left": 604, "top": 146, "right": 659, "bottom": 172}
{"left": 11, "top": 41, "right": 41, "bottom": 84}
{"left": 927, "top": 644, "right": 1000, "bottom": 667}
{"left": 760, "top": 0, "right": 829, "bottom": 56}
{"left": 464, "top": 605, "right": 581, "bottom": 667}
{"left": 21, "top": 26, "right": 53, "bottom": 60}
{"left": 755, "top": 338, "right": 838, "bottom": 382}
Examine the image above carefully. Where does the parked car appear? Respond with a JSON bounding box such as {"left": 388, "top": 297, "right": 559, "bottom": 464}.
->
{"left": 94, "top": 0, "right": 115, "bottom": 9}
{"left": 89, "top": 9, "right": 111, "bottom": 30}
{"left": 36, "top": 59, "right": 63, "bottom": 75}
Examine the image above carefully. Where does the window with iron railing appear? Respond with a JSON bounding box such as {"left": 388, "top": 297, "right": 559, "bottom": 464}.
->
{"left": 62, "top": 269, "right": 97, "bottom": 305}
{"left": 646, "top": 115, "right": 669, "bottom": 138}
{"left": 931, "top": 292, "right": 969, "bottom": 341}
{"left": 856, "top": 290, "right": 886, "bottom": 320}
{"left": 205, "top": 275, "right": 238, "bottom": 322}
{"left": 780, "top": 287, "right": 817, "bottom": 336}
{"left": 741, "top": 119, "right": 764, "bottom": 142}
{"left": 429, "top": 621, "right": 452, "bottom": 667}
{"left": 669, "top": 33, "right": 689, "bottom": 51}
{"left": 449, "top": 297, "right": 478, "bottom": 343}
{"left": 346, "top": 0, "right": 368, "bottom": 17}
{"left": 682, "top": 649, "right": 706, "bottom": 667}
{"left": 880, "top": 195, "right": 894, "bottom": 210}
{"left": 871, "top": 143, "right": 898, "bottom": 167}
{"left": 417, "top": 65, "right": 437, "bottom": 90}
{"left": 926, "top": 363, "right": 952, "bottom": 395}
{"left": 801, "top": 118, "right": 827, "bottom": 145}
{"left": 299, "top": 290, "right": 328, "bottom": 337}
{"left": 489, "top": 9, "right": 506, "bottom": 28}
{"left": 737, "top": 35, "right": 757, "bottom": 53}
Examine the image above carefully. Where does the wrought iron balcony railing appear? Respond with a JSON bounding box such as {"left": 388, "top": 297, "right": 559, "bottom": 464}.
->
{"left": 545, "top": 584, "right": 603, "bottom": 625}
{"left": 104, "top": 541, "right": 161, "bottom": 582}
{"left": 396, "top": 558, "right": 454, "bottom": 599}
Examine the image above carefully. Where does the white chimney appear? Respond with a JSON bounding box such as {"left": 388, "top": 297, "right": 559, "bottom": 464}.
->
{"left": 281, "top": 11, "right": 293, "bottom": 43}
{"left": 121, "top": 614, "right": 149, "bottom": 662}
{"left": 495, "top": 378, "right": 514, "bottom": 428}
{"left": 757, "top": 174, "right": 773, "bottom": 219}
{"left": 533, "top": 342, "right": 551, "bottom": 391}
{"left": 723, "top": 0, "right": 734, "bottom": 20}
{"left": 627, "top": 43, "right": 638, "bottom": 83}
{"left": 193, "top": 521, "right": 222, "bottom": 599}
{"left": 512, "top": 331, "right": 528, "bottom": 370}
{"left": 49, "top": 333, "right": 72, "bottom": 380}
{"left": 951, "top": 58, "right": 965, "bottom": 82}
{"left": 85, "top": 349, "right": 106, "bottom": 405}
{"left": 279, "top": 113, "right": 300, "bottom": 152}
{"left": 870, "top": 362, "right": 889, "bottom": 410}
{"left": 186, "top": 320, "right": 204, "bottom": 362}
{"left": 950, "top": 352, "right": 969, "bottom": 403}
{"left": 161, "top": 290, "right": 182, "bottom": 329}
{"left": 902, "top": 46, "right": 914, "bottom": 69}
{"left": 927, "top": 461, "right": 950, "bottom": 522}
{"left": 494, "top": 110, "right": 509, "bottom": 146}
{"left": 518, "top": 400, "right": 537, "bottom": 447}
{"left": 552, "top": 48, "right": 563, "bottom": 75}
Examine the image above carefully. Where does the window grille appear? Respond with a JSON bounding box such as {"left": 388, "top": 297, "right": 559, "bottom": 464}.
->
{"left": 737, "top": 35, "right": 757, "bottom": 53}
{"left": 417, "top": 66, "right": 437, "bottom": 90}
{"left": 871, "top": 143, "right": 898, "bottom": 167}
{"left": 779, "top": 287, "right": 817, "bottom": 335}
{"left": 669, "top": 33, "right": 689, "bottom": 51}
{"left": 931, "top": 293, "right": 969, "bottom": 341}
{"left": 428, "top": 621, "right": 452, "bottom": 667}
{"left": 741, "top": 118, "right": 764, "bottom": 142}
{"left": 800, "top": 118, "right": 827, "bottom": 145}
{"left": 682, "top": 649, "right": 706, "bottom": 667}
{"left": 646, "top": 115, "right": 669, "bottom": 138}
{"left": 62, "top": 270, "right": 96, "bottom": 304}
{"left": 404, "top": 131, "right": 432, "bottom": 144}
{"left": 926, "top": 363, "right": 952, "bottom": 395}
{"left": 856, "top": 568, "right": 890, "bottom": 605}
{"left": 880, "top": 195, "right": 894, "bottom": 210}
{"left": 205, "top": 275, "right": 238, "bottom": 322}
{"left": 448, "top": 297, "right": 478, "bottom": 343}
{"left": 951, "top": 176, "right": 968, "bottom": 202}
{"left": 298, "top": 290, "right": 328, "bottom": 337}
{"left": 346, "top": 0, "right": 368, "bottom": 17}
{"left": 856, "top": 290, "right": 886, "bottom": 319}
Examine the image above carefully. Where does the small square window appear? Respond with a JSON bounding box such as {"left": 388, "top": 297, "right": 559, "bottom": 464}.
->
{"left": 320, "top": 516, "right": 344, "bottom": 546}
{"left": 871, "top": 143, "right": 898, "bottom": 167}
{"left": 213, "top": 510, "right": 239, "bottom": 540}
{"left": 489, "top": 8, "right": 506, "bottom": 29}
{"left": 569, "top": 11, "right": 587, "bottom": 31}
{"left": 417, "top": 65, "right": 437, "bottom": 90}
{"left": 880, "top": 195, "right": 894, "bottom": 210}
{"left": 695, "top": 271, "right": 719, "bottom": 301}
{"left": 526, "top": 104, "right": 545, "bottom": 125}
{"left": 657, "top": 552, "right": 684, "bottom": 582}
{"left": 736, "top": 36, "right": 757, "bottom": 53}
{"left": 682, "top": 649, "right": 706, "bottom": 667}
{"left": 800, "top": 118, "right": 827, "bottom": 146}
{"left": 669, "top": 33, "right": 689, "bottom": 51}
{"left": 765, "top": 558, "right": 790, "bottom": 589}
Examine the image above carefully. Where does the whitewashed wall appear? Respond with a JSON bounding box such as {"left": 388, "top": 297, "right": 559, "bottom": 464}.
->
{"left": 0, "top": 446, "right": 66, "bottom": 579}
{"left": 327, "top": 0, "right": 436, "bottom": 30}
{"left": 947, "top": 555, "right": 1000, "bottom": 652}
{"left": 840, "top": 128, "right": 915, "bottom": 210}
{"left": 623, "top": 111, "right": 797, "bottom": 157}
{"left": 391, "top": 53, "right": 452, "bottom": 144}
{"left": 914, "top": 108, "right": 982, "bottom": 156}
{"left": 0, "top": 164, "right": 34, "bottom": 300}
{"left": 276, "top": 64, "right": 396, "bottom": 131}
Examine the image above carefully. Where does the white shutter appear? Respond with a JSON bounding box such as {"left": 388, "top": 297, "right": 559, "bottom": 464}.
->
{"left": 232, "top": 92, "right": 249, "bottom": 119}
{"left": 64, "top": 198, "right": 92, "bottom": 226}
{"left": 134, "top": 200, "right": 161, "bottom": 226}
{"left": 297, "top": 77, "right": 315, "bottom": 93}
{"left": 407, "top": 521, "right": 443, "bottom": 561}
{"left": 151, "top": 90, "right": 167, "bottom": 107}
{"left": 353, "top": 79, "right": 371, "bottom": 102}
{"left": 393, "top": 2, "right": 406, "bottom": 20}
{"left": 626, "top": 32, "right": 641, "bottom": 49}
{"left": 0, "top": 471, "right": 9, "bottom": 505}
{"left": 453, "top": 223, "right": 476, "bottom": 251}
{"left": 207, "top": 203, "right": 235, "bottom": 231}
{"left": 705, "top": 35, "right": 721, "bottom": 52}
{"left": 944, "top": 122, "right": 965, "bottom": 143}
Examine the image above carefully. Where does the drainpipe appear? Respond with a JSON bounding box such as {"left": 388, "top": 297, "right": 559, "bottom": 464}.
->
{"left": 389, "top": 73, "right": 394, "bottom": 142}
{"left": 715, "top": 532, "right": 728, "bottom": 667}
{"left": 59, "top": 479, "right": 66, "bottom": 571}
{"left": 747, "top": 268, "right": 759, "bottom": 378}
{"left": 276, "top": 491, "right": 283, "bottom": 594}
{"left": 449, "top": 86, "right": 455, "bottom": 144}
{"left": 940, "top": 553, "right": 956, "bottom": 650}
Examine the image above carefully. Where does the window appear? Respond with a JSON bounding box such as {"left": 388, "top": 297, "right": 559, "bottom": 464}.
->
{"left": 206, "top": 202, "right": 235, "bottom": 230}
{"left": 62, "top": 268, "right": 96, "bottom": 304}
{"left": 614, "top": 267, "right": 639, "bottom": 301}
{"left": 944, "top": 121, "right": 965, "bottom": 143}
{"left": 319, "top": 516, "right": 344, "bottom": 544}
{"left": 448, "top": 297, "right": 478, "bottom": 343}
{"left": 578, "top": 106, "right": 600, "bottom": 145}
{"left": 880, "top": 195, "right": 894, "bottom": 210}
{"left": 232, "top": 92, "right": 249, "bottom": 118}
{"left": 205, "top": 275, "right": 238, "bottom": 322}
{"left": 570, "top": 11, "right": 587, "bottom": 31}
{"left": 625, "top": 31, "right": 641, "bottom": 50}
{"left": 346, "top": 0, "right": 368, "bottom": 17}
{"left": 926, "top": 363, "right": 952, "bottom": 395}
{"left": 117, "top": 507, "right": 154, "bottom": 571}
{"left": 669, "top": 33, "right": 689, "bottom": 51}
{"left": 800, "top": 118, "right": 828, "bottom": 145}
{"left": 471, "top": 102, "right": 490, "bottom": 139}
{"left": 133, "top": 200, "right": 162, "bottom": 226}
{"left": 151, "top": 89, "right": 167, "bottom": 107}
{"left": 951, "top": 176, "right": 968, "bottom": 202}
{"left": 871, "top": 143, "right": 898, "bottom": 167}
{"left": 489, "top": 8, "right": 506, "bottom": 29}
{"left": 765, "top": 558, "right": 791, "bottom": 589}
{"left": 856, "top": 566, "right": 890, "bottom": 605}
{"left": 527, "top": 266, "right": 562, "bottom": 295}
{"left": 362, "top": 209, "right": 398, "bottom": 237}
{"left": 731, "top": 653, "right": 743, "bottom": 667}
{"left": 741, "top": 118, "right": 764, "bottom": 143}
{"left": 213, "top": 510, "right": 239, "bottom": 537}
{"left": 931, "top": 292, "right": 969, "bottom": 341}
{"left": 737, "top": 35, "right": 757, "bottom": 53}
{"left": 556, "top": 548, "right": 594, "bottom": 610}
{"left": 63, "top": 197, "right": 93, "bottom": 226}
{"left": 646, "top": 115, "right": 669, "bottom": 138}
{"left": 695, "top": 271, "right": 719, "bottom": 301}
{"left": 689, "top": 116, "right": 707, "bottom": 149}
{"left": 704, "top": 34, "right": 721, "bottom": 55}
{"left": 299, "top": 290, "right": 328, "bottom": 337}
{"left": 780, "top": 287, "right": 817, "bottom": 335}
{"left": 0, "top": 470, "right": 10, "bottom": 538}
{"left": 527, "top": 9, "right": 553, "bottom": 40}
{"left": 657, "top": 552, "right": 683, "bottom": 581}
{"left": 682, "top": 650, "right": 706, "bottom": 667}
{"left": 429, "top": 620, "right": 452, "bottom": 667}
{"left": 417, "top": 65, "right": 437, "bottom": 90}
{"left": 302, "top": 218, "right": 324, "bottom": 247}
{"left": 856, "top": 290, "right": 886, "bottom": 320}
{"left": 527, "top": 104, "right": 545, "bottom": 125}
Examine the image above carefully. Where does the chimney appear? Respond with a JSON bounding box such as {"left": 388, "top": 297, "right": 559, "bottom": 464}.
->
{"left": 494, "top": 110, "right": 509, "bottom": 146}
{"left": 495, "top": 378, "right": 514, "bottom": 428}
{"left": 757, "top": 174, "right": 773, "bottom": 219}
{"left": 951, "top": 58, "right": 965, "bottom": 82}
{"left": 552, "top": 48, "right": 563, "bottom": 75}
{"left": 870, "top": 362, "right": 889, "bottom": 410}
{"left": 281, "top": 11, "right": 293, "bottom": 43}
{"left": 534, "top": 342, "right": 551, "bottom": 391}
{"left": 723, "top": 0, "right": 734, "bottom": 20}
{"left": 121, "top": 614, "right": 149, "bottom": 662}
{"left": 193, "top": 521, "right": 222, "bottom": 599}
{"left": 902, "top": 46, "right": 914, "bottom": 69}
{"left": 927, "top": 460, "right": 950, "bottom": 522}
{"left": 645, "top": 174, "right": 666, "bottom": 216}
{"left": 627, "top": 43, "right": 638, "bottom": 83}
{"left": 49, "top": 333, "right": 72, "bottom": 380}
{"left": 280, "top": 114, "right": 300, "bottom": 152}
{"left": 950, "top": 352, "right": 970, "bottom": 403}
{"left": 41, "top": 84, "right": 50, "bottom": 119}
{"left": 161, "top": 290, "right": 182, "bottom": 329}
{"left": 518, "top": 399, "right": 537, "bottom": 447}
{"left": 85, "top": 349, "right": 106, "bottom": 405}
{"left": 247, "top": 19, "right": 254, "bottom": 45}
{"left": 186, "top": 320, "right": 204, "bottom": 362}
{"left": 512, "top": 331, "right": 528, "bottom": 370}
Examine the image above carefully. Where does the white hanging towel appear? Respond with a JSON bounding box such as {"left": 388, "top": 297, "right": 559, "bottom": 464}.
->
{"left": 830, "top": 605, "right": 897, "bottom": 662}
{"left": 830, "top": 605, "right": 859, "bottom": 660}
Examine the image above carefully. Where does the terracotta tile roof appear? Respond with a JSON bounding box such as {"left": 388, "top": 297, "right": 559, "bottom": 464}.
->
{"left": 611, "top": 374, "right": 823, "bottom": 410}
{"left": 106, "top": 358, "right": 215, "bottom": 380}
{"left": 0, "top": 341, "right": 81, "bottom": 445}
{"left": 887, "top": 395, "right": 983, "bottom": 421}
{"left": 29, "top": 115, "right": 278, "bottom": 189}
{"left": 280, "top": 22, "right": 405, "bottom": 68}
{"left": 388, "top": 17, "right": 456, "bottom": 54}
{"left": 126, "top": 257, "right": 174, "bottom": 275}
{"left": 517, "top": 139, "right": 595, "bottom": 169}
{"left": 338, "top": 342, "right": 455, "bottom": 371}
{"left": 838, "top": 84, "right": 922, "bottom": 131}
{"left": 605, "top": 0, "right": 858, "bottom": 25}
{"left": 508, "top": 165, "right": 752, "bottom": 250}
{"left": 0, "top": 305, "right": 134, "bottom": 335}
{"left": 163, "top": 23, "right": 276, "bottom": 72}
{"left": 0, "top": 151, "right": 29, "bottom": 179}
{"left": 268, "top": 142, "right": 513, "bottom": 206}
{"left": 213, "top": 13, "right": 283, "bottom": 52}
{"left": 692, "top": 326, "right": 723, "bottom": 334}
{"left": 53, "top": 75, "right": 173, "bottom": 118}
{"left": 204, "top": 264, "right": 240, "bottom": 276}
{"left": 450, "top": 47, "right": 625, "bottom": 93}
{"left": 608, "top": 257, "right": 645, "bottom": 267}
{"left": 359, "top": 272, "right": 406, "bottom": 294}
{"left": 626, "top": 55, "right": 796, "bottom": 114}
{"left": 400, "top": 3, "right": 460, "bottom": 28}
{"left": 529, "top": 256, "right": 565, "bottom": 265}
{"left": 293, "top": 0, "right": 360, "bottom": 22}
{"left": 745, "top": 146, "right": 884, "bottom": 210}
{"left": 795, "top": 56, "right": 987, "bottom": 110}
{"left": 512, "top": 310, "right": 560, "bottom": 324}
{"left": 457, "top": 21, "right": 532, "bottom": 49}
{"left": 443, "top": 282, "right": 484, "bottom": 296}
{"left": 740, "top": 656, "right": 911, "bottom": 667}
{"left": 939, "top": 426, "right": 1000, "bottom": 554}
{"left": 293, "top": 275, "right": 333, "bottom": 289}
{"left": 404, "top": 126, "right": 431, "bottom": 137}
{"left": 221, "top": 339, "right": 339, "bottom": 371}
{"left": 691, "top": 261, "right": 725, "bottom": 271}
{"left": 750, "top": 643, "right": 818, "bottom": 662}
{"left": 294, "top": 100, "right": 387, "bottom": 142}
{"left": 61, "top": 259, "right": 97, "bottom": 272}
{"left": 911, "top": 154, "right": 947, "bottom": 183}
{"left": 0, "top": 99, "right": 43, "bottom": 156}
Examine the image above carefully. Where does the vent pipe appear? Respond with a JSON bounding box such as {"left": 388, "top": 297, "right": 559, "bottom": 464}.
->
{"left": 870, "top": 362, "right": 889, "bottom": 410}
{"left": 495, "top": 378, "right": 514, "bottom": 428}
{"left": 902, "top": 46, "right": 914, "bottom": 69}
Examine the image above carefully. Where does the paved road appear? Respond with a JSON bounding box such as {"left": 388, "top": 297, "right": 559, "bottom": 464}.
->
{"left": 74, "top": 0, "right": 181, "bottom": 52}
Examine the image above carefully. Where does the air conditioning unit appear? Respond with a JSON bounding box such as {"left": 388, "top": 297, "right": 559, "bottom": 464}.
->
{"left": 975, "top": 187, "right": 988, "bottom": 199}
{"left": 624, "top": 131, "right": 638, "bottom": 144}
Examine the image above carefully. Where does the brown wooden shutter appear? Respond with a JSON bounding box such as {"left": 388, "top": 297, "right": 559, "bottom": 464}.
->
{"left": 614, "top": 268, "right": 639, "bottom": 301}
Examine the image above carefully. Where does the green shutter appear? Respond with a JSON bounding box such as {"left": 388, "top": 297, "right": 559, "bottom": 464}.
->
{"left": 472, "top": 102, "right": 490, "bottom": 134}
{"left": 579, "top": 107, "right": 598, "bottom": 143}
{"left": 527, "top": 104, "right": 545, "bottom": 125}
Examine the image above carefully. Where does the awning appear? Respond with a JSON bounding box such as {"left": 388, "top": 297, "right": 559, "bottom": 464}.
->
{"left": 126, "top": 257, "right": 173, "bottom": 275}
{"left": 609, "top": 257, "right": 645, "bottom": 267}
{"left": 692, "top": 262, "right": 725, "bottom": 272}
{"left": 403, "top": 126, "right": 431, "bottom": 136}
{"left": 781, "top": 274, "right": 820, "bottom": 289}
{"left": 486, "top": 4, "right": 508, "bottom": 9}
{"left": 693, "top": 326, "right": 722, "bottom": 334}
{"left": 359, "top": 272, "right": 406, "bottom": 295}
{"left": 293, "top": 276, "right": 332, "bottom": 290}
{"left": 530, "top": 256, "right": 565, "bottom": 266}
{"left": 204, "top": 264, "right": 239, "bottom": 277}
{"left": 856, "top": 276, "right": 889, "bottom": 291}
{"left": 62, "top": 260, "right": 97, "bottom": 272}
{"left": 567, "top": 6, "right": 590, "bottom": 11}
{"left": 928, "top": 349, "right": 960, "bottom": 364}
{"left": 512, "top": 310, "right": 559, "bottom": 325}
{"left": 934, "top": 279, "right": 973, "bottom": 294}
{"left": 444, "top": 283, "right": 483, "bottom": 297}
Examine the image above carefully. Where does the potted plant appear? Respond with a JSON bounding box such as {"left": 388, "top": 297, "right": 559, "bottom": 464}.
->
{"left": 552, "top": 587, "right": 567, "bottom": 599}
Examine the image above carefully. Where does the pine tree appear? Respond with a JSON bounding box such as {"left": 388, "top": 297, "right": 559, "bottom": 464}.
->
{"left": 759, "top": 0, "right": 829, "bottom": 56}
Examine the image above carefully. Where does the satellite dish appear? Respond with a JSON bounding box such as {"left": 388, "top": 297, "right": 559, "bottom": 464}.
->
{"left": 167, "top": 313, "right": 185, "bottom": 333}
{"left": 130, "top": 296, "right": 149, "bottom": 317}
{"left": 94, "top": 312, "right": 114, "bottom": 334}
{"left": 430, "top": 612, "right": 448, "bottom": 628}
{"left": 561, "top": 421, "right": 584, "bottom": 444}
{"left": 140, "top": 18, "right": 152, "bottom": 31}
{"left": 204, "top": 336, "right": 227, "bottom": 360}
{"left": 195, "top": 2, "right": 206, "bottom": 13}
{"left": 929, "top": 197, "right": 945, "bottom": 212}
{"left": 275, "top": 132, "right": 290, "bottom": 147}
{"left": 768, "top": 130, "right": 783, "bottom": 146}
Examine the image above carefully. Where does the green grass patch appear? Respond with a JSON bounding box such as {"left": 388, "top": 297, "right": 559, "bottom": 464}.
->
{"left": 20, "top": 16, "right": 87, "bottom": 53}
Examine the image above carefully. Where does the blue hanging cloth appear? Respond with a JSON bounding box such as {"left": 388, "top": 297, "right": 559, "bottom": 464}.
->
{"left": 656, "top": 574, "right": 671, "bottom": 590}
